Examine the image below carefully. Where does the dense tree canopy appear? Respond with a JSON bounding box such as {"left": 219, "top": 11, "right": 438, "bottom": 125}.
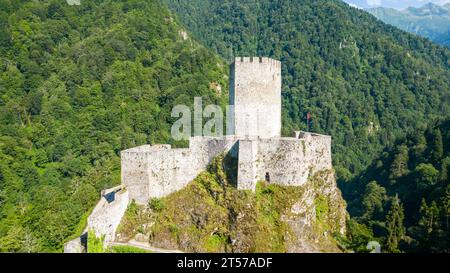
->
{"left": 0, "top": 0, "right": 226, "bottom": 252}
{"left": 343, "top": 119, "right": 449, "bottom": 252}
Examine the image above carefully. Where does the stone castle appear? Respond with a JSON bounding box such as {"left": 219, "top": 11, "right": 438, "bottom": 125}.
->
{"left": 121, "top": 57, "right": 332, "bottom": 205}
{"left": 64, "top": 57, "right": 342, "bottom": 253}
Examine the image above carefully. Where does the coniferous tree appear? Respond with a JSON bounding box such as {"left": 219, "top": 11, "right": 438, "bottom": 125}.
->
{"left": 440, "top": 157, "right": 450, "bottom": 182}
{"left": 385, "top": 195, "right": 405, "bottom": 253}
{"left": 414, "top": 163, "right": 439, "bottom": 191}
{"left": 361, "top": 181, "right": 387, "bottom": 221}
{"left": 389, "top": 145, "right": 409, "bottom": 183}
{"left": 441, "top": 186, "right": 450, "bottom": 230}
{"left": 430, "top": 129, "right": 444, "bottom": 163}
{"left": 419, "top": 199, "right": 439, "bottom": 235}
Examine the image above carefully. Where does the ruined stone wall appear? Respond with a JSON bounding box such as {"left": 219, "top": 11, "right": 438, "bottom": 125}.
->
{"left": 122, "top": 137, "right": 243, "bottom": 204}
{"left": 146, "top": 147, "right": 195, "bottom": 198}
{"left": 121, "top": 145, "right": 152, "bottom": 204}
{"left": 121, "top": 133, "right": 332, "bottom": 203}
{"left": 254, "top": 133, "right": 332, "bottom": 187}
{"left": 190, "top": 136, "right": 240, "bottom": 162}
{"left": 230, "top": 57, "right": 281, "bottom": 138}
{"left": 237, "top": 139, "right": 258, "bottom": 190}
{"left": 300, "top": 132, "right": 332, "bottom": 173}
{"left": 87, "top": 188, "right": 129, "bottom": 244}
{"left": 255, "top": 138, "right": 309, "bottom": 187}
{"left": 64, "top": 236, "right": 85, "bottom": 253}
{"left": 147, "top": 136, "right": 244, "bottom": 199}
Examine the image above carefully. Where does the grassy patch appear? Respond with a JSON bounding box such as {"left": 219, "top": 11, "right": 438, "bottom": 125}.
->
{"left": 314, "top": 195, "right": 330, "bottom": 222}
{"left": 107, "top": 245, "right": 152, "bottom": 253}
{"left": 116, "top": 200, "right": 152, "bottom": 241}
{"left": 253, "top": 181, "right": 304, "bottom": 252}
{"left": 87, "top": 229, "right": 104, "bottom": 253}
{"left": 204, "top": 234, "right": 227, "bottom": 252}
{"left": 149, "top": 198, "right": 165, "bottom": 212}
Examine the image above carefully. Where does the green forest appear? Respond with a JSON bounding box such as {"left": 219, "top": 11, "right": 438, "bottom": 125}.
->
{"left": 0, "top": 0, "right": 226, "bottom": 252}
{"left": 0, "top": 0, "right": 449, "bottom": 252}
{"left": 343, "top": 119, "right": 449, "bottom": 252}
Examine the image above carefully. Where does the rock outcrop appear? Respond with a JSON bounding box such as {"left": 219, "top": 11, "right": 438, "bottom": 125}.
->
{"left": 115, "top": 155, "right": 347, "bottom": 253}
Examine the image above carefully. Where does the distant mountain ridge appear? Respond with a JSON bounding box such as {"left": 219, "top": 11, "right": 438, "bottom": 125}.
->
{"left": 367, "top": 2, "right": 450, "bottom": 47}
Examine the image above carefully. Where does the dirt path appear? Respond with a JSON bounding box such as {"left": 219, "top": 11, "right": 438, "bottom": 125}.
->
{"left": 109, "top": 240, "right": 184, "bottom": 253}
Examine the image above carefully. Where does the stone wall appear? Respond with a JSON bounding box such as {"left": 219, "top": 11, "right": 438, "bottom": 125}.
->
{"left": 122, "top": 137, "right": 242, "bottom": 204}
{"left": 254, "top": 133, "right": 332, "bottom": 187}
{"left": 230, "top": 57, "right": 281, "bottom": 138}
{"left": 64, "top": 236, "right": 85, "bottom": 253}
{"left": 146, "top": 147, "right": 195, "bottom": 198}
{"left": 87, "top": 187, "right": 129, "bottom": 244}
{"left": 121, "top": 146, "right": 151, "bottom": 205}
{"left": 237, "top": 139, "right": 258, "bottom": 190}
{"left": 121, "top": 132, "right": 332, "bottom": 204}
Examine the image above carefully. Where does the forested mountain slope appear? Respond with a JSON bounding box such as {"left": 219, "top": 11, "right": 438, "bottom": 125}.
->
{"left": 0, "top": 0, "right": 227, "bottom": 252}
{"left": 164, "top": 0, "right": 450, "bottom": 178}
{"left": 342, "top": 119, "right": 449, "bottom": 252}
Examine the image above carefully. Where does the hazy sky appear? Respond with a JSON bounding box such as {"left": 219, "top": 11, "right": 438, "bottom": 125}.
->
{"left": 343, "top": 0, "right": 450, "bottom": 9}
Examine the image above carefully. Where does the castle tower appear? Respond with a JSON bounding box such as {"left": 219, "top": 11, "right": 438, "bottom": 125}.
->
{"left": 228, "top": 57, "right": 282, "bottom": 138}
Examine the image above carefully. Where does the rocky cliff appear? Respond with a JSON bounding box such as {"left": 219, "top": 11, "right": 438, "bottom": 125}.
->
{"left": 115, "top": 154, "right": 347, "bottom": 253}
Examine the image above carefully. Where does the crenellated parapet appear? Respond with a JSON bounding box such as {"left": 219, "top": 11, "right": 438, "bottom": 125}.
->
{"left": 234, "top": 57, "right": 281, "bottom": 69}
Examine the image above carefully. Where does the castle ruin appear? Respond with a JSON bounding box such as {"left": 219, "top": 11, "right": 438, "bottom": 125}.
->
{"left": 121, "top": 57, "right": 332, "bottom": 205}
{"left": 64, "top": 57, "right": 341, "bottom": 253}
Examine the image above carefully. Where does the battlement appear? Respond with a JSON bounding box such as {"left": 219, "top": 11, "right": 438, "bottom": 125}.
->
{"left": 233, "top": 57, "right": 281, "bottom": 68}
{"left": 121, "top": 144, "right": 171, "bottom": 154}
{"left": 294, "top": 131, "right": 332, "bottom": 140}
